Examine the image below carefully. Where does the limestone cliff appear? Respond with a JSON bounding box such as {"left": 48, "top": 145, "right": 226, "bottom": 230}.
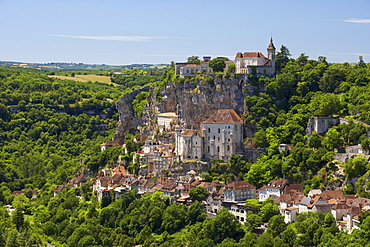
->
{"left": 114, "top": 77, "right": 258, "bottom": 143}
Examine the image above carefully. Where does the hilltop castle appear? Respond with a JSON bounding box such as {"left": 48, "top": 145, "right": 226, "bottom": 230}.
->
{"left": 175, "top": 38, "right": 276, "bottom": 77}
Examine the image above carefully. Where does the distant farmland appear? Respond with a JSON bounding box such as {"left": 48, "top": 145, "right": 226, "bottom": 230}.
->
{"left": 49, "top": 74, "right": 119, "bottom": 86}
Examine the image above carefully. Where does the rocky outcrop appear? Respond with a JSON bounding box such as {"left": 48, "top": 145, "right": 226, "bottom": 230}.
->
{"left": 114, "top": 77, "right": 258, "bottom": 143}
{"left": 114, "top": 86, "right": 151, "bottom": 145}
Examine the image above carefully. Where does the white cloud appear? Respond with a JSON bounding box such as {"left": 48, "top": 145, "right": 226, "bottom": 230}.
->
{"left": 343, "top": 18, "right": 370, "bottom": 23}
{"left": 52, "top": 35, "right": 170, "bottom": 41}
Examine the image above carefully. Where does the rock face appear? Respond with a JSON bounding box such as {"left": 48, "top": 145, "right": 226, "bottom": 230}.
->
{"left": 114, "top": 86, "right": 151, "bottom": 144}
{"left": 114, "top": 77, "right": 258, "bottom": 143}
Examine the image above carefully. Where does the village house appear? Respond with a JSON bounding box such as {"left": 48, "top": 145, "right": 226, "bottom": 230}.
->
{"left": 100, "top": 140, "right": 120, "bottom": 151}
{"left": 68, "top": 174, "right": 87, "bottom": 188}
{"left": 223, "top": 181, "right": 256, "bottom": 202}
{"left": 175, "top": 128, "right": 203, "bottom": 161}
{"left": 157, "top": 112, "right": 178, "bottom": 131}
{"left": 175, "top": 56, "right": 212, "bottom": 77}
{"left": 230, "top": 203, "right": 250, "bottom": 223}
{"left": 258, "top": 179, "right": 290, "bottom": 201}
{"left": 53, "top": 185, "right": 66, "bottom": 196}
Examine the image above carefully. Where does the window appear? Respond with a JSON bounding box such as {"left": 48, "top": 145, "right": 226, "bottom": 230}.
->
{"left": 217, "top": 146, "right": 220, "bottom": 152}
{"left": 218, "top": 128, "right": 220, "bottom": 133}
{"left": 208, "top": 128, "right": 210, "bottom": 133}
{"left": 208, "top": 146, "right": 210, "bottom": 152}
{"left": 218, "top": 137, "right": 220, "bottom": 141}
{"left": 213, "top": 136, "right": 215, "bottom": 140}
{"left": 227, "top": 145, "right": 230, "bottom": 151}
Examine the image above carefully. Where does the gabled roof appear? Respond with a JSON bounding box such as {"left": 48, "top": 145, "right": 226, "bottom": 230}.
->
{"left": 184, "top": 64, "right": 201, "bottom": 67}
{"left": 11, "top": 191, "right": 25, "bottom": 196}
{"left": 260, "top": 179, "right": 289, "bottom": 190}
{"left": 224, "top": 181, "right": 255, "bottom": 191}
{"left": 321, "top": 190, "right": 343, "bottom": 200}
{"left": 203, "top": 109, "right": 243, "bottom": 124}
{"left": 283, "top": 184, "right": 304, "bottom": 194}
{"left": 183, "top": 129, "right": 202, "bottom": 137}
{"left": 54, "top": 185, "right": 65, "bottom": 193}
{"left": 332, "top": 202, "right": 350, "bottom": 210}
{"left": 235, "top": 52, "right": 268, "bottom": 59}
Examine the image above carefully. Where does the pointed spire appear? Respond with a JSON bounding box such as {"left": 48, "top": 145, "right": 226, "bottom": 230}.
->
{"left": 267, "top": 36, "right": 275, "bottom": 50}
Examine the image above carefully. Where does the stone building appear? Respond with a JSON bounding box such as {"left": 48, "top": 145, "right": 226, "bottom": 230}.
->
{"left": 175, "top": 56, "right": 212, "bottom": 77}
{"left": 175, "top": 38, "right": 276, "bottom": 77}
{"left": 157, "top": 112, "right": 177, "bottom": 131}
{"left": 306, "top": 116, "right": 340, "bottom": 136}
{"left": 202, "top": 109, "right": 243, "bottom": 160}
{"left": 175, "top": 128, "right": 203, "bottom": 161}
{"left": 223, "top": 181, "right": 256, "bottom": 202}
{"left": 235, "top": 38, "right": 276, "bottom": 76}
{"left": 175, "top": 109, "right": 243, "bottom": 161}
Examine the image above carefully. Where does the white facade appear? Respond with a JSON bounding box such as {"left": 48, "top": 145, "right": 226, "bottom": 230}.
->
{"left": 175, "top": 128, "right": 203, "bottom": 161}
{"left": 284, "top": 207, "right": 299, "bottom": 223}
{"left": 157, "top": 112, "right": 177, "bottom": 131}
{"left": 234, "top": 38, "right": 275, "bottom": 76}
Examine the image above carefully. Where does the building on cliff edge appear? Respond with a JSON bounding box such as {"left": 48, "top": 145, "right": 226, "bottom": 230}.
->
{"left": 175, "top": 38, "right": 275, "bottom": 77}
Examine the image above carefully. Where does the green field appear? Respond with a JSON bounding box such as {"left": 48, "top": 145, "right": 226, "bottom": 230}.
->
{"left": 49, "top": 74, "right": 119, "bottom": 86}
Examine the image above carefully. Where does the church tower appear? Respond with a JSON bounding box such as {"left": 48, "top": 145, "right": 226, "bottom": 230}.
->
{"left": 267, "top": 37, "right": 276, "bottom": 75}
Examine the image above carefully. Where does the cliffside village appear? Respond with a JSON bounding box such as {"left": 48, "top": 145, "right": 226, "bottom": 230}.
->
{"left": 47, "top": 113, "right": 370, "bottom": 234}
{"left": 49, "top": 39, "right": 370, "bottom": 233}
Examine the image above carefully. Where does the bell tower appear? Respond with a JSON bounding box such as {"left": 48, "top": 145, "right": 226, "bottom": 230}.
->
{"left": 267, "top": 37, "right": 276, "bottom": 75}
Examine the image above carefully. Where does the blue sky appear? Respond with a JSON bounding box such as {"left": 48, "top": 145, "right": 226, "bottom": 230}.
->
{"left": 0, "top": 0, "right": 369, "bottom": 65}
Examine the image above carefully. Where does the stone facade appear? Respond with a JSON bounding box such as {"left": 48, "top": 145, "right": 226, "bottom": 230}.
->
{"left": 175, "top": 109, "right": 243, "bottom": 161}
{"left": 306, "top": 116, "right": 340, "bottom": 136}
{"left": 202, "top": 109, "right": 244, "bottom": 160}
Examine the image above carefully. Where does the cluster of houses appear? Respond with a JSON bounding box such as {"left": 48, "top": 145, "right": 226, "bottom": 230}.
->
{"left": 97, "top": 108, "right": 247, "bottom": 178}
{"left": 52, "top": 165, "right": 370, "bottom": 234}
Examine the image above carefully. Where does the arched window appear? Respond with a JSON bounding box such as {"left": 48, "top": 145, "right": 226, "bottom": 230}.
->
{"left": 217, "top": 146, "right": 220, "bottom": 152}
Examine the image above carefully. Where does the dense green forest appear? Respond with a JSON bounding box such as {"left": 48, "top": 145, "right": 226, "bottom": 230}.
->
{"left": 1, "top": 49, "right": 370, "bottom": 246}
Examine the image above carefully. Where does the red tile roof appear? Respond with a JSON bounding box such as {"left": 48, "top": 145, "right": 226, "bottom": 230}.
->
{"left": 183, "top": 129, "right": 199, "bottom": 137}
{"left": 332, "top": 202, "right": 350, "bottom": 210}
{"left": 224, "top": 181, "right": 255, "bottom": 191}
{"left": 11, "top": 191, "right": 25, "bottom": 196}
{"left": 203, "top": 109, "right": 243, "bottom": 124}
{"left": 101, "top": 141, "right": 120, "bottom": 146}
{"left": 54, "top": 185, "right": 65, "bottom": 193}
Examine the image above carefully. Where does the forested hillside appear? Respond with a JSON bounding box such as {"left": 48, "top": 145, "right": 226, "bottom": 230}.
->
{"left": 0, "top": 68, "right": 128, "bottom": 192}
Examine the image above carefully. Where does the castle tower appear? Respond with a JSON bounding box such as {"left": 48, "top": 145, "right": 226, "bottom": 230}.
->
{"left": 267, "top": 37, "right": 276, "bottom": 75}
